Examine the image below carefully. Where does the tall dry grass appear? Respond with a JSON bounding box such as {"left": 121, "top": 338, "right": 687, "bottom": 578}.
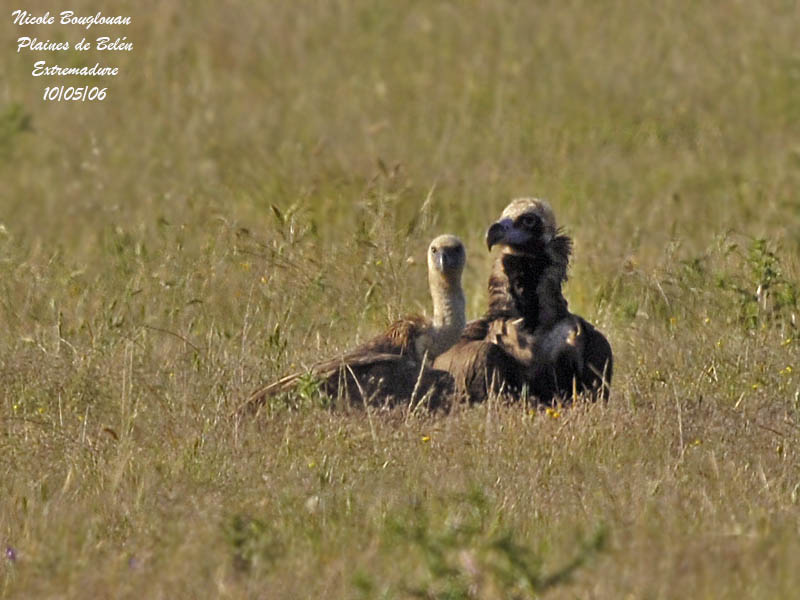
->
{"left": 2, "top": 1, "right": 800, "bottom": 597}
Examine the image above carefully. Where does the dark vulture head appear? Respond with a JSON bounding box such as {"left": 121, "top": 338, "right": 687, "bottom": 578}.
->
{"left": 484, "top": 198, "right": 572, "bottom": 324}
{"left": 486, "top": 198, "right": 558, "bottom": 255}
{"left": 486, "top": 198, "right": 570, "bottom": 278}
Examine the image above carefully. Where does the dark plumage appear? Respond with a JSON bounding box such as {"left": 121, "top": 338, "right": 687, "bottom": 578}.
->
{"left": 241, "top": 234, "right": 467, "bottom": 412}
{"left": 434, "top": 198, "right": 612, "bottom": 404}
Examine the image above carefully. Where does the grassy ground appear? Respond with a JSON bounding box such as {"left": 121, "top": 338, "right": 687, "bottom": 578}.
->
{"left": 2, "top": 1, "right": 800, "bottom": 597}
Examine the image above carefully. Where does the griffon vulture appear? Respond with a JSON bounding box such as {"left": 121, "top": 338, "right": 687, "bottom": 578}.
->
{"left": 433, "top": 198, "right": 612, "bottom": 404}
{"left": 242, "top": 234, "right": 466, "bottom": 411}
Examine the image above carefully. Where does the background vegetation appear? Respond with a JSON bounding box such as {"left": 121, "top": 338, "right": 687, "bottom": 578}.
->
{"left": 2, "top": 0, "right": 800, "bottom": 597}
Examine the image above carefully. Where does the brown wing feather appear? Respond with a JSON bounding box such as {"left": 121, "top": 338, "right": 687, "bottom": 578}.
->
{"left": 237, "top": 315, "right": 433, "bottom": 414}
{"left": 351, "top": 315, "right": 428, "bottom": 358}
{"left": 433, "top": 331, "right": 522, "bottom": 403}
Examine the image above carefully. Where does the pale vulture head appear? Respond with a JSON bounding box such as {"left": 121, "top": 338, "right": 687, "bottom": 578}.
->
{"left": 427, "top": 234, "right": 466, "bottom": 287}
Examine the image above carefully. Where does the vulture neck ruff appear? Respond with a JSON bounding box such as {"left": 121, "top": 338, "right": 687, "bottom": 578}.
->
{"left": 487, "top": 235, "right": 571, "bottom": 329}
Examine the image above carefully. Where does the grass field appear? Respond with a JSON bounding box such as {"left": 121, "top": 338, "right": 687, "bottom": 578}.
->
{"left": 2, "top": 1, "right": 800, "bottom": 597}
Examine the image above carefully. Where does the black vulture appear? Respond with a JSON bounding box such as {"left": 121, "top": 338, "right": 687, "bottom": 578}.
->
{"left": 433, "top": 198, "right": 612, "bottom": 404}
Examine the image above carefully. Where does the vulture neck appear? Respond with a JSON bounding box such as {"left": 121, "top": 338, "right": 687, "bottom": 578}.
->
{"left": 429, "top": 275, "right": 466, "bottom": 355}
{"left": 487, "top": 249, "right": 569, "bottom": 328}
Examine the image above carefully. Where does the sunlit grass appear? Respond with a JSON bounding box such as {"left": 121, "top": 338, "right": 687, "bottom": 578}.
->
{"left": 2, "top": 0, "right": 800, "bottom": 597}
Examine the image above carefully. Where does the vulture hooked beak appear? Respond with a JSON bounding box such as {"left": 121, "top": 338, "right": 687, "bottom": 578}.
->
{"left": 435, "top": 251, "right": 447, "bottom": 272}
{"left": 435, "top": 246, "right": 461, "bottom": 273}
{"left": 486, "top": 213, "right": 545, "bottom": 251}
{"left": 486, "top": 219, "right": 511, "bottom": 250}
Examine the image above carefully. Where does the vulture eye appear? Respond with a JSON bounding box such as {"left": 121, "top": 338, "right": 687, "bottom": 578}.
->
{"left": 431, "top": 247, "right": 438, "bottom": 254}
{"left": 520, "top": 214, "right": 538, "bottom": 228}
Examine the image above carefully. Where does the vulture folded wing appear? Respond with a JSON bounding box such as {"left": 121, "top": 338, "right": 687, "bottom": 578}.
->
{"left": 309, "top": 315, "right": 451, "bottom": 407}
{"left": 432, "top": 319, "right": 523, "bottom": 402}
{"left": 346, "top": 315, "right": 429, "bottom": 359}
{"left": 240, "top": 316, "right": 434, "bottom": 413}
{"left": 575, "top": 316, "right": 613, "bottom": 399}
